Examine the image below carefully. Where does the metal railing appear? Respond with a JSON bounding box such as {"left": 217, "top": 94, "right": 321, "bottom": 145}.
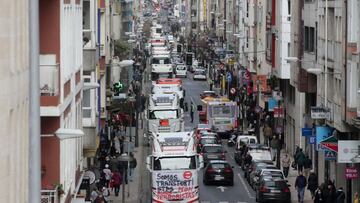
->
{"left": 41, "top": 188, "right": 58, "bottom": 203}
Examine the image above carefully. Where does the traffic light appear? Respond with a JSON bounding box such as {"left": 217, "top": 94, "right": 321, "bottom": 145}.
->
{"left": 186, "top": 53, "right": 193, "bottom": 66}
{"left": 113, "top": 81, "right": 123, "bottom": 94}
{"left": 177, "top": 44, "right": 182, "bottom": 53}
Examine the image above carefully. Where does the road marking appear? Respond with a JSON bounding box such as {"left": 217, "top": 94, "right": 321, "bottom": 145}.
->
{"left": 217, "top": 186, "right": 227, "bottom": 192}
{"left": 237, "top": 173, "right": 255, "bottom": 199}
{"left": 219, "top": 202, "right": 229, "bottom": 203}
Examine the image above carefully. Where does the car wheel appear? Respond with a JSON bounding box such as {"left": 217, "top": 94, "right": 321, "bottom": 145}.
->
{"left": 228, "top": 179, "right": 234, "bottom": 186}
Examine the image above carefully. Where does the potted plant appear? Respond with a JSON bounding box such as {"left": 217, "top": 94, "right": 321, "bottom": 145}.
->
{"left": 53, "top": 183, "right": 64, "bottom": 196}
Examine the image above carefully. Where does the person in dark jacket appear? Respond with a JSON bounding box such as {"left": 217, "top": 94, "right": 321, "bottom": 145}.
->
{"left": 295, "top": 172, "right": 307, "bottom": 203}
{"left": 326, "top": 184, "right": 337, "bottom": 203}
{"left": 314, "top": 185, "right": 325, "bottom": 203}
{"left": 129, "top": 153, "right": 137, "bottom": 182}
{"left": 336, "top": 187, "right": 345, "bottom": 203}
{"left": 295, "top": 148, "right": 306, "bottom": 173}
{"left": 304, "top": 155, "right": 313, "bottom": 178}
{"left": 307, "top": 172, "right": 318, "bottom": 199}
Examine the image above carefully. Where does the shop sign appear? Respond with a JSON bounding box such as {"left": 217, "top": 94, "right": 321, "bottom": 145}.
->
{"left": 320, "top": 136, "right": 338, "bottom": 152}
{"left": 315, "top": 126, "right": 334, "bottom": 151}
{"left": 311, "top": 106, "right": 331, "bottom": 120}
{"left": 268, "top": 98, "right": 277, "bottom": 112}
{"left": 338, "top": 140, "right": 360, "bottom": 163}
{"left": 345, "top": 168, "right": 358, "bottom": 179}
{"left": 274, "top": 107, "right": 284, "bottom": 118}
{"left": 324, "top": 150, "right": 337, "bottom": 161}
{"left": 309, "top": 136, "right": 316, "bottom": 144}
{"left": 302, "top": 128, "right": 313, "bottom": 137}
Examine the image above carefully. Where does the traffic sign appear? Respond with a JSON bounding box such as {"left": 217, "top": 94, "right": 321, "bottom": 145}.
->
{"left": 230, "top": 88, "right": 236, "bottom": 94}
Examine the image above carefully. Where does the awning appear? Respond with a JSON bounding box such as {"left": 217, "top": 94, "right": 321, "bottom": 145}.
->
{"left": 55, "top": 128, "right": 84, "bottom": 140}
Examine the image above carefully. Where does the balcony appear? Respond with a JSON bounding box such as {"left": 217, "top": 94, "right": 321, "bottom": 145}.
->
{"left": 83, "top": 47, "right": 99, "bottom": 71}
{"left": 41, "top": 189, "right": 58, "bottom": 203}
{"left": 40, "top": 56, "right": 60, "bottom": 107}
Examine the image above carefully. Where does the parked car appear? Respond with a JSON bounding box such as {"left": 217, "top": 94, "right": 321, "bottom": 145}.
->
{"left": 255, "top": 178, "right": 291, "bottom": 203}
{"left": 248, "top": 164, "right": 278, "bottom": 188}
{"left": 193, "top": 69, "right": 207, "bottom": 80}
{"left": 253, "top": 169, "right": 286, "bottom": 191}
{"left": 234, "top": 135, "right": 258, "bottom": 164}
{"left": 203, "top": 160, "right": 234, "bottom": 186}
{"left": 200, "top": 144, "right": 226, "bottom": 164}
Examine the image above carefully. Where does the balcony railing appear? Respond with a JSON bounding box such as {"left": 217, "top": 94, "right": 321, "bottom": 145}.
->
{"left": 41, "top": 189, "right": 58, "bottom": 203}
{"left": 40, "top": 64, "right": 59, "bottom": 96}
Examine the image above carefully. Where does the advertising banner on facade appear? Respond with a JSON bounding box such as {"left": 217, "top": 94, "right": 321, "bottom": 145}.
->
{"left": 345, "top": 168, "right": 358, "bottom": 179}
{"left": 338, "top": 140, "right": 360, "bottom": 163}
{"left": 315, "top": 126, "right": 334, "bottom": 151}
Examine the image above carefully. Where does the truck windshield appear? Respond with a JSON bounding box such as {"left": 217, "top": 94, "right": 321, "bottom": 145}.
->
{"left": 209, "top": 105, "right": 235, "bottom": 118}
{"left": 153, "top": 156, "right": 196, "bottom": 170}
{"left": 152, "top": 58, "right": 171, "bottom": 64}
{"left": 149, "top": 110, "right": 178, "bottom": 119}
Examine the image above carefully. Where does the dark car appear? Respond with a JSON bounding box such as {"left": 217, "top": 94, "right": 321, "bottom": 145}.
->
{"left": 203, "top": 160, "right": 234, "bottom": 186}
{"left": 200, "top": 144, "right": 226, "bottom": 164}
{"left": 256, "top": 178, "right": 291, "bottom": 203}
{"left": 248, "top": 163, "right": 277, "bottom": 188}
{"left": 197, "top": 136, "right": 220, "bottom": 153}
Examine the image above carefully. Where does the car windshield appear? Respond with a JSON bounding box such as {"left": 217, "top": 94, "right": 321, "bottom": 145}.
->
{"left": 153, "top": 156, "right": 196, "bottom": 170}
{"left": 262, "top": 171, "right": 284, "bottom": 178}
{"left": 177, "top": 66, "right": 186, "bottom": 70}
{"left": 201, "top": 138, "right": 217, "bottom": 145}
{"left": 203, "top": 146, "right": 223, "bottom": 153}
{"left": 152, "top": 57, "right": 171, "bottom": 64}
{"left": 195, "top": 71, "right": 205, "bottom": 75}
{"left": 149, "top": 110, "right": 178, "bottom": 119}
{"left": 211, "top": 163, "right": 230, "bottom": 169}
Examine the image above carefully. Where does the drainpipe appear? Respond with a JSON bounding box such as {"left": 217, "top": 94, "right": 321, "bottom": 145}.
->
{"left": 29, "top": 0, "right": 41, "bottom": 202}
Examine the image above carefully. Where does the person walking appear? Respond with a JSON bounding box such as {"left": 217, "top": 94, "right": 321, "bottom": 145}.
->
{"left": 103, "top": 164, "right": 112, "bottom": 187}
{"left": 314, "top": 186, "right": 325, "bottom": 203}
{"left": 281, "top": 153, "right": 291, "bottom": 178}
{"left": 307, "top": 171, "right": 318, "bottom": 199}
{"left": 354, "top": 192, "right": 359, "bottom": 203}
{"left": 90, "top": 188, "right": 99, "bottom": 203}
{"left": 209, "top": 79, "right": 214, "bottom": 91}
{"left": 102, "top": 187, "right": 110, "bottom": 203}
{"left": 270, "top": 135, "right": 280, "bottom": 161}
{"left": 295, "top": 148, "right": 306, "bottom": 173}
{"left": 190, "top": 102, "right": 194, "bottom": 123}
{"left": 293, "top": 145, "right": 300, "bottom": 170}
{"left": 336, "top": 187, "right": 345, "bottom": 203}
{"left": 112, "top": 170, "right": 122, "bottom": 196}
{"left": 326, "top": 183, "right": 337, "bottom": 203}
{"left": 263, "top": 124, "right": 273, "bottom": 146}
{"left": 295, "top": 172, "right": 307, "bottom": 203}
{"left": 304, "top": 155, "right": 312, "bottom": 178}
{"left": 129, "top": 152, "right": 137, "bottom": 182}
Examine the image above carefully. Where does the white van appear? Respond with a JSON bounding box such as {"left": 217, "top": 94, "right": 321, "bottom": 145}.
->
{"left": 175, "top": 64, "right": 187, "bottom": 78}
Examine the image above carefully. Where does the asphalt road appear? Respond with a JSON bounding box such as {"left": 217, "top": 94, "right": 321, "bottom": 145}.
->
{"left": 181, "top": 74, "right": 257, "bottom": 203}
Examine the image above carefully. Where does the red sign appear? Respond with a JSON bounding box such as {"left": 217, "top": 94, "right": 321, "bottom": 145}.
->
{"left": 183, "top": 171, "right": 192, "bottom": 179}
{"left": 274, "top": 107, "right": 284, "bottom": 118}
{"left": 320, "top": 142, "right": 338, "bottom": 152}
{"left": 345, "top": 168, "right": 358, "bottom": 179}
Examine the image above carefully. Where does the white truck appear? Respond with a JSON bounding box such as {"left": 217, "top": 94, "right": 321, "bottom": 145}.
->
{"left": 146, "top": 93, "right": 185, "bottom": 135}
{"left": 151, "top": 54, "right": 173, "bottom": 80}
{"left": 146, "top": 132, "right": 204, "bottom": 203}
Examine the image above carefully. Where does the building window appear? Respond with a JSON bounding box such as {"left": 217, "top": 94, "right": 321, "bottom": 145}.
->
{"left": 304, "top": 26, "right": 315, "bottom": 52}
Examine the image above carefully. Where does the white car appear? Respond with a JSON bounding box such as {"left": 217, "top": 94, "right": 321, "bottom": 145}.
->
{"left": 193, "top": 70, "right": 207, "bottom": 80}
{"left": 175, "top": 64, "right": 187, "bottom": 78}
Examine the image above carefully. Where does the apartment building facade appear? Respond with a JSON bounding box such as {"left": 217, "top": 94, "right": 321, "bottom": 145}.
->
{"left": 0, "top": 1, "right": 29, "bottom": 202}
{"left": 39, "top": 0, "right": 84, "bottom": 202}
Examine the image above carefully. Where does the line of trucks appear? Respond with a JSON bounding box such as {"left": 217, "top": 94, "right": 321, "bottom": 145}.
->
{"left": 144, "top": 22, "right": 203, "bottom": 203}
{"left": 144, "top": 21, "right": 239, "bottom": 203}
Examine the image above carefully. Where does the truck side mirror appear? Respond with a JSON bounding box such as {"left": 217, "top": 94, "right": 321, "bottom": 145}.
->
{"left": 146, "top": 156, "right": 152, "bottom": 172}
{"left": 197, "top": 105, "right": 202, "bottom": 111}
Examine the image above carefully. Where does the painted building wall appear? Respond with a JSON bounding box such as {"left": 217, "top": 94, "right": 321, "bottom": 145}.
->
{"left": 0, "top": 1, "right": 29, "bottom": 202}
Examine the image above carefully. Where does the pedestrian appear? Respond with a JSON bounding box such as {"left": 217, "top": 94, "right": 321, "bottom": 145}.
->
{"left": 112, "top": 170, "right": 122, "bottom": 196}
{"left": 307, "top": 171, "right": 318, "bottom": 199}
{"left": 129, "top": 152, "right": 137, "bottom": 182}
{"left": 293, "top": 145, "right": 300, "bottom": 170}
{"left": 90, "top": 188, "right": 99, "bottom": 203}
{"left": 270, "top": 135, "right": 280, "bottom": 161}
{"left": 336, "top": 187, "right": 345, "bottom": 203}
{"left": 281, "top": 153, "right": 291, "bottom": 178}
{"left": 295, "top": 172, "right": 307, "bottom": 203}
{"left": 209, "top": 79, "right": 213, "bottom": 91}
{"left": 326, "top": 183, "right": 337, "bottom": 203}
{"left": 314, "top": 186, "right": 324, "bottom": 203}
{"left": 103, "top": 164, "right": 112, "bottom": 187}
{"left": 190, "top": 102, "right": 194, "bottom": 123}
{"left": 102, "top": 187, "right": 110, "bottom": 203}
{"left": 354, "top": 192, "right": 359, "bottom": 203}
{"left": 263, "top": 124, "right": 273, "bottom": 146}
{"left": 304, "top": 155, "right": 312, "bottom": 178}
{"left": 295, "top": 148, "right": 306, "bottom": 173}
